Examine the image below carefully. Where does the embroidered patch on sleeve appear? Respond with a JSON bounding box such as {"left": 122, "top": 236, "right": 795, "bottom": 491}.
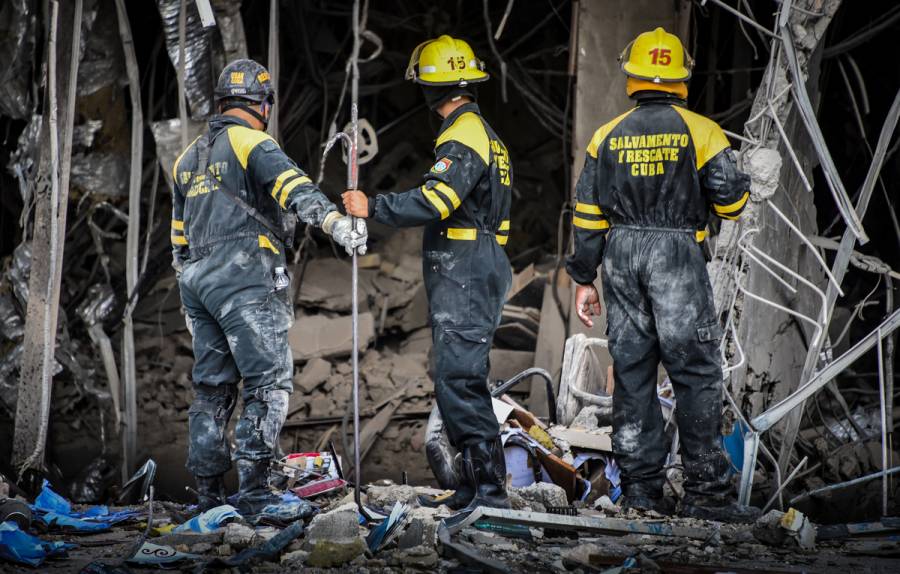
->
{"left": 430, "top": 157, "right": 453, "bottom": 173}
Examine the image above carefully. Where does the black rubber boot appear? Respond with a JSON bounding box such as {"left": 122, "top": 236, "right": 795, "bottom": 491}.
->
{"left": 235, "top": 459, "right": 278, "bottom": 517}
{"left": 442, "top": 438, "right": 510, "bottom": 529}
{"left": 417, "top": 479, "right": 474, "bottom": 510}
{"left": 619, "top": 494, "right": 676, "bottom": 516}
{"left": 195, "top": 475, "right": 227, "bottom": 512}
{"left": 681, "top": 501, "right": 762, "bottom": 523}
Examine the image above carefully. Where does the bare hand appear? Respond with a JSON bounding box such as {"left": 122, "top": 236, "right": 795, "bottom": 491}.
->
{"left": 342, "top": 190, "right": 369, "bottom": 218}
{"left": 575, "top": 284, "right": 602, "bottom": 328}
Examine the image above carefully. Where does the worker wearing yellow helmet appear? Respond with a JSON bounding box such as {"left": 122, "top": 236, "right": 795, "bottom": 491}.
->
{"left": 567, "top": 28, "right": 756, "bottom": 522}
{"left": 343, "top": 35, "right": 513, "bottom": 523}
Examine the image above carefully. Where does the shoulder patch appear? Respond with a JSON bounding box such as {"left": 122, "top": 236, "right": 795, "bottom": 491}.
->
{"left": 435, "top": 112, "right": 490, "bottom": 165}
{"left": 258, "top": 139, "right": 280, "bottom": 153}
{"left": 587, "top": 108, "right": 635, "bottom": 158}
{"left": 226, "top": 125, "right": 277, "bottom": 169}
{"left": 431, "top": 157, "right": 453, "bottom": 173}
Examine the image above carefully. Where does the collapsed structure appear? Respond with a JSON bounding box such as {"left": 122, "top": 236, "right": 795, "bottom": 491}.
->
{"left": 0, "top": 0, "right": 897, "bottom": 571}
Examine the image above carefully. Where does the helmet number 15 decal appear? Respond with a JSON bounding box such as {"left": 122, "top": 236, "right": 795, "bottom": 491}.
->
{"left": 446, "top": 56, "right": 467, "bottom": 71}
{"left": 649, "top": 48, "right": 671, "bottom": 65}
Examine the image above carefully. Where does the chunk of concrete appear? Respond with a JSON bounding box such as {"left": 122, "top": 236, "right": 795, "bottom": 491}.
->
{"left": 222, "top": 522, "right": 256, "bottom": 549}
{"left": 366, "top": 484, "right": 419, "bottom": 508}
{"left": 294, "top": 357, "right": 332, "bottom": 393}
{"left": 512, "top": 482, "right": 568, "bottom": 511}
{"left": 397, "top": 507, "right": 441, "bottom": 550}
{"left": 305, "top": 502, "right": 363, "bottom": 543}
{"left": 289, "top": 312, "right": 375, "bottom": 361}
{"left": 306, "top": 538, "right": 367, "bottom": 568}
{"left": 390, "top": 546, "right": 439, "bottom": 569}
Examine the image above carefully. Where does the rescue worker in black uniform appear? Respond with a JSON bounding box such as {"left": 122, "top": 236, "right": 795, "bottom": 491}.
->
{"left": 343, "top": 36, "right": 512, "bottom": 518}
{"left": 171, "top": 59, "right": 367, "bottom": 519}
{"left": 566, "top": 29, "right": 759, "bottom": 523}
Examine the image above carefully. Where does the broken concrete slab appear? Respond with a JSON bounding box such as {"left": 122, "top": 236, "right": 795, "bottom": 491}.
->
{"left": 222, "top": 522, "right": 256, "bottom": 549}
{"left": 390, "top": 545, "right": 439, "bottom": 568}
{"left": 304, "top": 502, "right": 367, "bottom": 567}
{"left": 366, "top": 484, "right": 419, "bottom": 508}
{"left": 512, "top": 482, "right": 568, "bottom": 512}
{"left": 289, "top": 312, "right": 375, "bottom": 362}
{"left": 548, "top": 426, "right": 612, "bottom": 452}
{"left": 296, "top": 258, "right": 378, "bottom": 312}
{"left": 294, "top": 357, "right": 332, "bottom": 394}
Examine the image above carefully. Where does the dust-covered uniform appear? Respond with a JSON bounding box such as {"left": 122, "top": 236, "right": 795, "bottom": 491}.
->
{"left": 171, "top": 115, "right": 337, "bottom": 485}
{"left": 565, "top": 91, "right": 751, "bottom": 504}
{"left": 367, "top": 102, "right": 513, "bottom": 447}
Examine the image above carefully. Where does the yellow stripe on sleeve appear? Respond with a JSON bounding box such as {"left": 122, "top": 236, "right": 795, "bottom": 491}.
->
{"left": 496, "top": 234, "right": 509, "bottom": 245}
{"left": 575, "top": 202, "right": 602, "bottom": 215}
{"left": 171, "top": 219, "right": 184, "bottom": 231}
{"left": 278, "top": 176, "right": 311, "bottom": 208}
{"left": 421, "top": 186, "right": 450, "bottom": 220}
{"left": 573, "top": 216, "right": 610, "bottom": 230}
{"left": 713, "top": 191, "right": 749, "bottom": 216}
{"left": 271, "top": 169, "right": 299, "bottom": 200}
{"left": 499, "top": 220, "right": 510, "bottom": 231}
{"left": 171, "top": 235, "right": 188, "bottom": 245}
{"left": 433, "top": 182, "right": 461, "bottom": 210}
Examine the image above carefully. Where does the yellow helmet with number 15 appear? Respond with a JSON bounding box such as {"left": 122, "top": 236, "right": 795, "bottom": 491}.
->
{"left": 405, "top": 35, "right": 489, "bottom": 86}
{"left": 619, "top": 27, "right": 693, "bottom": 83}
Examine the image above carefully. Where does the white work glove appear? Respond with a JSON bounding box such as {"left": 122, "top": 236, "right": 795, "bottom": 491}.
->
{"left": 323, "top": 212, "right": 368, "bottom": 256}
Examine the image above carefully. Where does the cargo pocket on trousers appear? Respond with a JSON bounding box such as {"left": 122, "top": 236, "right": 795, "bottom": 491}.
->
{"left": 697, "top": 321, "right": 723, "bottom": 344}
{"left": 435, "top": 325, "right": 491, "bottom": 381}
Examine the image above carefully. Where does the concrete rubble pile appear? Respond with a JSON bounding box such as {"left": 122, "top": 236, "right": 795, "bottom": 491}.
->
{"left": 3, "top": 402, "right": 899, "bottom": 573}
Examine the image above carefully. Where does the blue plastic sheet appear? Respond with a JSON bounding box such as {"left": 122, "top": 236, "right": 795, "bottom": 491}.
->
{"left": 31, "top": 481, "right": 139, "bottom": 532}
{"left": 0, "top": 521, "right": 75, "bottom": 567}
{"left": 173, "top": 505, "right": 240, "bottom": 533}
{"left": 722, "top": 421, "right": 748, "bottom": 474}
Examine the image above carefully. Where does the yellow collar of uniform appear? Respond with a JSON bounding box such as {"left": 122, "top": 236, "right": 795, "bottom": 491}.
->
{"left": 626, "top": 77, "right": 688, "bottom": 99}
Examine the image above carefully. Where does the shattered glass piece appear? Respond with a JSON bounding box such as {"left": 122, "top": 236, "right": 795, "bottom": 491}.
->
{"left": 0, "top": 521, "right": 75, "bottom": 567}
{"left": 6, "top": 115, "right": 42, "bottom": 206}
{"left": 150, "top": 119, "right": 207, "bottom": 187}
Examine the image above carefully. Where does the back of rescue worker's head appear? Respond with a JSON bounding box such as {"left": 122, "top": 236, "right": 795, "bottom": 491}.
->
{"left": 619, "top": 27, "right": 693, "bottom": 99}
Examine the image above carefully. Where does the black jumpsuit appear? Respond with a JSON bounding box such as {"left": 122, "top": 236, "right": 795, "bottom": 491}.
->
{"left": 368, "top": 102, "right": 513, "bottom": 448}
{"left": 171, "top": 115, "right": 337, "bottom": 483}
{"left": 566, "top": 92, "right": 751, "bottom": 503}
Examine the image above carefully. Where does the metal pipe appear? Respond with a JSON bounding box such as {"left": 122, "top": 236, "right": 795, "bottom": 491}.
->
{"left": 490, "top": 367, "right": 558, "bottom": 424}
{"left": 752, "top": 309, "right": 900, "bottom": 431}
{"left": 877, "top": 330, "right": 888, "bottom": 516}
{"left": 762, "top": 456, "right": 807, "bottom": 513}
{"left": 789, "top": 466, "right": 900, "bottom": 505}
{"left": 702, "top": 0, "right": 778, "bottom": 39}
